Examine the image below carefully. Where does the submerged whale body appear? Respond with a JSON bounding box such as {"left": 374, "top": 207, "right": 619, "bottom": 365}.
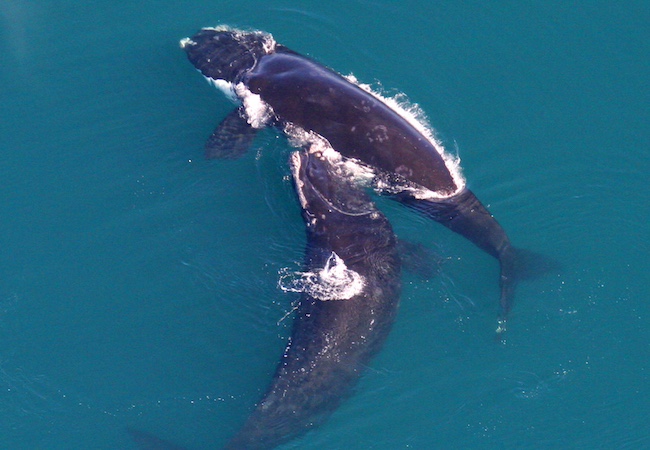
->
{"left": 127, "top": 150, "right": 401, "bottom": 450}
{"left": 181, "top": 26, "right": 523, "bottom": 327}
{"left": 221, "top": 149, "right": 401, "bottom": 449}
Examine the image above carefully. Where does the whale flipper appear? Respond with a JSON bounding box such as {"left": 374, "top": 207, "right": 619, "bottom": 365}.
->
{"left": 205, "top": 107, "right": 258, "bottom": 159}
{"left": 396, "top": 239, "right": 444, "bottom": 280}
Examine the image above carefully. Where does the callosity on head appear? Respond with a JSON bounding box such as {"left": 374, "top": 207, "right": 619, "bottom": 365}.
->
{"left": 180, "top": 26, "right": 276, "bottom": 83}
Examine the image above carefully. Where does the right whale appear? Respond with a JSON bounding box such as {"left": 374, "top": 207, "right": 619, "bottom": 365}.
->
{"left": 222, "top": 148, "right": 401, "bottom": 449}
{"left": 181, "top": 27, "right": 538, "bottom": 331}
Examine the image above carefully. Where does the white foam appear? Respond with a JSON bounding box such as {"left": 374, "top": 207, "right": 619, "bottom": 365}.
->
{"left": 234, "top": 82, "right": 274, "bottom": 128}
{"left": 289, "top": 151, "right": 308, "bottom": 210}
{"left": 206, "top": 78, "right": 237, "bottom": 102}
{"left": 279, "top": 252, "right": 365, "bottom": 301}
{"left": 283, "top": 122, "right": 331, "bottom": 152}
{"left": 287, "top": 126, "right": 437, "bottom": 202}
{"left": 372, "top": 170, "right": 456, "bottom": 200}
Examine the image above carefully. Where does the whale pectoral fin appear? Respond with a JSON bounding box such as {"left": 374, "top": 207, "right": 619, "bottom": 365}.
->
{"left": 396, "top": 238, "right": 443, "bottom": 280}
{"left": 205, "top": 108, "right": 258, "bottom": 159}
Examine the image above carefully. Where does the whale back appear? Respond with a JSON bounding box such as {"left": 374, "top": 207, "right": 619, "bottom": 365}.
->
{"left": 222, "top": 151, "right": 401, "bottom": 449}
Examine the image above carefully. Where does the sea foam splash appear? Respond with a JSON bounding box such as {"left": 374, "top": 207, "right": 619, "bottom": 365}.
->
{"left": 235, "top": 82, "right": 275, "bottom": 128}
{"left": 279, "top": 252, "right": 365, "bottom": 301}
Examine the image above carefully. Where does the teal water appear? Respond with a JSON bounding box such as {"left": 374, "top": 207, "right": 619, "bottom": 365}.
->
{"left": 1, "top": 1, "right": 649, "bottom": 448}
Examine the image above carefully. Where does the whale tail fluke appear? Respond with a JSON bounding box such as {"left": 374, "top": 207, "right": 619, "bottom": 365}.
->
{"left": 393, "top": 188, "right": 560, "bottom": 336}
{"left": 496, "top": 245, "right": 561, "bottom": 338}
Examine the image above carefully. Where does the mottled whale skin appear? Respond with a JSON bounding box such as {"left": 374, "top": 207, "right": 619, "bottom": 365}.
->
{"left": 181, "top": 27, "right": 520, "bottom": 326}
{"left": 222, "top": 150, "right": 401, "bottom": 449}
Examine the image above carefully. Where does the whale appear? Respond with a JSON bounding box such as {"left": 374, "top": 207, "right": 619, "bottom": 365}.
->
{"left": 222, "top": 148, "right": 401, "bottom": 448}
{"left": 127, "top": 148, "right": 401, "bottom": 449}
{"left": 180, "top": 26, "right": 527, "bottom": 330}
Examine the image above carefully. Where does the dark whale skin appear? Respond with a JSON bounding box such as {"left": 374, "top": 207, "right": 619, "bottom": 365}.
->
{"left": 181, "top": 27, "right": 519, "bottom": 325}
{"left": 223, "top": 150, "right": 401, "bottom": 449}
{"left": 244, "top": 50, "right": 457, "bottom": 195}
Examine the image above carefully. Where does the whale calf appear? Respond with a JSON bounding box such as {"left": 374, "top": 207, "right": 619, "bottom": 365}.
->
{"left": 221, "top": 148, "right": 401, "bottom": 449}
{"left": 127, "top": 149, "right": 400, "bottom": 450}
{"left": 180, "top": 26, "right": 526, "bottom": 329}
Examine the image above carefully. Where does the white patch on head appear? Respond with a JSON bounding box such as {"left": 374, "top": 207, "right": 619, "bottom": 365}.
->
{"left": 260, "top": 34, "right": 277, "bottom": 54}
{"left": 279, "top": 252, "right": 365, "bottom": 301}
{"left": 184, "top": 25, "right": 278, "bottom": 108}
{"left": 179, "top": 37, "right": 194, "bottom": 48}
{"left": 198, "top": 25, "right": 277, "bottom": 55}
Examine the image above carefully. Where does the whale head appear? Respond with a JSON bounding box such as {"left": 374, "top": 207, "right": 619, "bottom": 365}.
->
{"left": 180, "top": 27, "right": 275, "bottom": 84}
{"left": 291, "top": 150, "right": 376, "bottom": 221}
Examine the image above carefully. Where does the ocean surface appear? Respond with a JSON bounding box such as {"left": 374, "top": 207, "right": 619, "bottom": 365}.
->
{"left": 1, "top": 1, "right": 649, "bottom": 448}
